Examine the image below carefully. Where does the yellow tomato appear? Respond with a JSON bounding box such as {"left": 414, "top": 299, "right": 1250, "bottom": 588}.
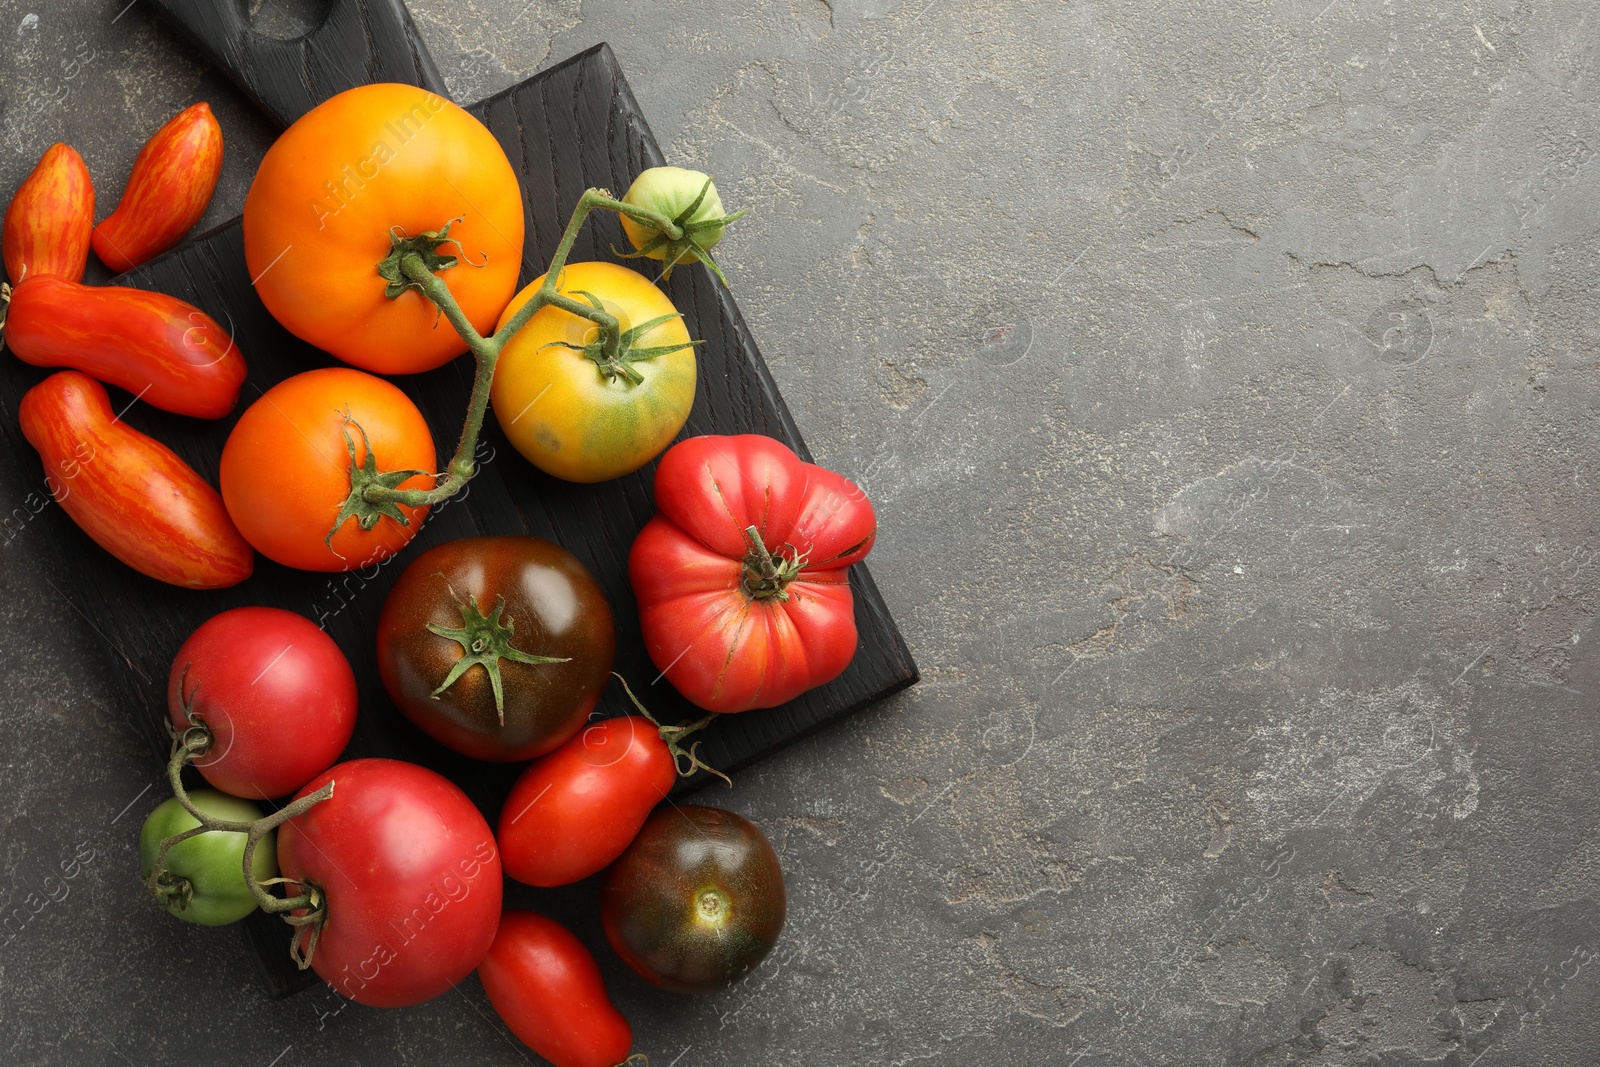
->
{"left": 490, "top": 262, "right": 698, "bottom": 483}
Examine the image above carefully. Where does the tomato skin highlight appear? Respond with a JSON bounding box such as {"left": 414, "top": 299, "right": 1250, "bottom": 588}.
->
{"left": 479, "top": 911, "right": 633, "bottom": 1067}
{"left": 243, "top": 83, "right": 524, "bottom": 375}
{"left": 168, "top": 607, "right": 358, "bottom": 799}
{"left": 138, "top": 790, "right": 278, "bottom": 926}
{"left": 628, "top": 434, "right": 876, "bottom": 713}
{"left": 602, "top": 805, "right": 786, "bottom": 994}
{"left": 498, "top": 715, "right": 677, "bottom": 887}
{"left": 377, "top": 536, "right": 615, "bottom": 762}
{"left": 491, "top": 261, "right": 698, "bottom": 483}
{"left": 92, "top": 102, "right": 223, "bottom": 272}
{"left": 219, "top": 367, "right": 434, "bottom": 573}
{"left": 17, "top": 371, "right": 252, "bottom": 588}
{"left": 277, "top": 759, "right": 503, "bottom": 1008}
{"left": 5, "top": 276, "right": 246, "bottom": 418}
{"left": 3, "top": 142, "right": 94, "bottom": 282}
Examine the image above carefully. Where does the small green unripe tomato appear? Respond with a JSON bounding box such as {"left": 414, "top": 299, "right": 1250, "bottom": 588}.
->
{"left": 618, "top": 166, "right": 743, "bottom": 283}
{"left": 138, "top": 790, "right": 277, "bottom": 926}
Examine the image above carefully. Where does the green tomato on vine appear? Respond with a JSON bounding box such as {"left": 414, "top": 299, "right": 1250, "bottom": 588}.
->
{"left": 139, "top": 790, "right": 278, "bottom": 926}
{"left": 618, "top": 166, "right": 744, "bottom": 284}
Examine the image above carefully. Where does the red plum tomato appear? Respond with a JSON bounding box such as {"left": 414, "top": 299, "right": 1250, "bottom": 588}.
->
{"left": 478, "top": 910, "right": 633, "bottom": 1067}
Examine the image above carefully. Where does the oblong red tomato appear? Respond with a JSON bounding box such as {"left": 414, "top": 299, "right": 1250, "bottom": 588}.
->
{"left": 498, "top": 715, "right": 677, "bottom": 887}
{"left": 17, "top": 371, "right": 252, "bottom": 588}
{"left": 92, "top": 102, "right": 223, "bottom": 272}
{"left": 3, "top": 142, "right": 94, "bottom": 282}
{"left": 277, "top": 759, "right": 503, "bottom": 1008}
{"left": 479, "top": 911, "right": 633, "bottom": 1067}
{"left": 628, "top": 434, "right": 877, "bottom": 713}
{"left": 5, "top": 276, "right": 245, "bottom": 418}
{"left": 169, "top": 607, "right": 358, "bottom": 799}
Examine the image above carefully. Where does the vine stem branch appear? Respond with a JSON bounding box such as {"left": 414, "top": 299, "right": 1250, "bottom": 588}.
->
{"left": 143, "top": 724, "right": 333, "bottom": 917}
{"left": 363, "top": 190, "right": 683, "bottom": 511}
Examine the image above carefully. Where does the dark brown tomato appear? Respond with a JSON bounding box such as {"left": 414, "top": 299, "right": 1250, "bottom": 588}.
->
{"left": 377, "top": 536, "right": 614, "bottom": 762}
{"left": 601, "top": 805, "right": 785, "bottom": 994}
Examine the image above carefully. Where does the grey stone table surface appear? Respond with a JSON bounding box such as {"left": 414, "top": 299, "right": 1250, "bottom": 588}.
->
{"left": 2, "top": 0, "right": 1597, "bottom": 1064}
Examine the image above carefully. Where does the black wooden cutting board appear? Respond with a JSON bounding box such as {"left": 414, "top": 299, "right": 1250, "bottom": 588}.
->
{"left": 0, "top": 3, "right": 917, "bottom": 998}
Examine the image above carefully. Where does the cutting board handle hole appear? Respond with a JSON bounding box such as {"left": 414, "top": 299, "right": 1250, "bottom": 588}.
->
{"left": 244, "top": 0, "right": 335, "bottom": 42}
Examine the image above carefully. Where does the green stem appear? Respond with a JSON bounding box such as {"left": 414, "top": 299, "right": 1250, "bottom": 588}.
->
{"left": 145, "top": 723, "right": 334, "bottom": 918}
{"left": 362, "top": 190, "right": 686, "bottom": 512}
{"left": 611, "top": 672, "right": 731, "bottom": 786}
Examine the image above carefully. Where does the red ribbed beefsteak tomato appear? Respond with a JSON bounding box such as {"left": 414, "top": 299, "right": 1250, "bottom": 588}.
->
{"left": 627, "top": 434, "right": 876, "bottom": 713}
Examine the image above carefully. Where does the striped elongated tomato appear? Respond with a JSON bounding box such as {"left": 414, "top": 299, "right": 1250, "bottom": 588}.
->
{"left": 17, "top": 371, "right": 253, "bottom": 588}
{"left": 3, "top": 142, "right": 94, "bottom": 282}
{"left": 5, "top": 276, "right": 245, "bottom": 419}
{"left": 93, "top": 102, "right": 223, "bottom": 273}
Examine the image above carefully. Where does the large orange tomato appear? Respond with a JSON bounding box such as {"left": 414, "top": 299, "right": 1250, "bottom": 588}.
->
{"left": 219, "top": 368, "right": 435, "bottom": 572}
{"left": 242, "top": 84, "right": 524, "bottom": 375}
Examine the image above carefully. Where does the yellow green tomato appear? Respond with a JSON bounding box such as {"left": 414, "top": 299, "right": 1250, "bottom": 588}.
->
{"left": 138, "top": 790, "right": 277, "bottom": 926}
{"left": 490, "top": 261, "right": 698, "bottom": 483}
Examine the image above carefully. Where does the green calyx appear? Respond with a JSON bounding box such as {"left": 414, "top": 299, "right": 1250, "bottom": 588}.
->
{"left": 147, "top": 870, "right": 195, "bottom": 912}
{"left": 740, "top": 525, "right": 806, "bottom": 602}
{"left": 540, "top": 290, "right": 702, "bottom": 386}
{"left": 327, "top": 415, "right": 426, "bottom": 548}
{"left": 427, "top": 579, "right": 570, "bottom": 724}
{"left": 616, "top": 177, "right": 746, "bottom": 285}
{"left": 378, "top": 218, "right": 471, "bottom": 300}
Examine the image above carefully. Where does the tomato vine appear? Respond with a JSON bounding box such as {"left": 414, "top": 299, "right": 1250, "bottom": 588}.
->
{"left": 335, "top": 183, "right": 734, "bottom": 541}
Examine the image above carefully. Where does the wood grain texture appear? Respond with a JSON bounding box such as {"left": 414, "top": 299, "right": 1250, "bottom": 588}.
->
{"left": 145, "top": 0, "right": 447, "bottom": 127}
{"left": 0, "top": 44, "right": 917, "bottom": 998}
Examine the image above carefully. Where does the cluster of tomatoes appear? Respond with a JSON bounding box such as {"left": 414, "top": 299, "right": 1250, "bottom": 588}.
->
{"left": 4, "top": 83, "right": 881, "bottom": 1066}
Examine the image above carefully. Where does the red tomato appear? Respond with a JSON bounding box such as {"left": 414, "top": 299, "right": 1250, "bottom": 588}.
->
{"left": 628, "top": 434, "right": 877, "bottom": 713}
{"left": 168, "top": 607, "right": 358, "bottom": 799}
{"left": 219, "top": 367, "right": 435, "bottom": 572}
{"left": 5, "top": 276, "right": 246, "bottom": 418}
{"left": 92, "top": 102, "right": 223, "bottom": 272}
{"left": 17, "top": 371, "right": 252, "bottom": 588}
{"left": 277, "top": 759, "right": 502, "bottom": 1008}
{"left": 3, "top": 142, "right": 93, "bottom": 282}
{"left": 498, "top": 715, "right": 677, "bottom": 887}
{"left": 478, "top": 911, "right": 633, "bottom": 1067}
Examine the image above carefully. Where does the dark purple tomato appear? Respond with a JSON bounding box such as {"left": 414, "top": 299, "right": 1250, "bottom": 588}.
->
{"left": 601, "top": 805, "right": 785, "bottom": 994}
{"left": 376, "top": 536, "right": 614, "bottom": 761}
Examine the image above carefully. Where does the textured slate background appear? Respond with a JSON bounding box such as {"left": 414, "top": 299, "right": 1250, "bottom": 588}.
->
{"left": 2, "top": 1, "right": 1598, "bottom": 1065}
